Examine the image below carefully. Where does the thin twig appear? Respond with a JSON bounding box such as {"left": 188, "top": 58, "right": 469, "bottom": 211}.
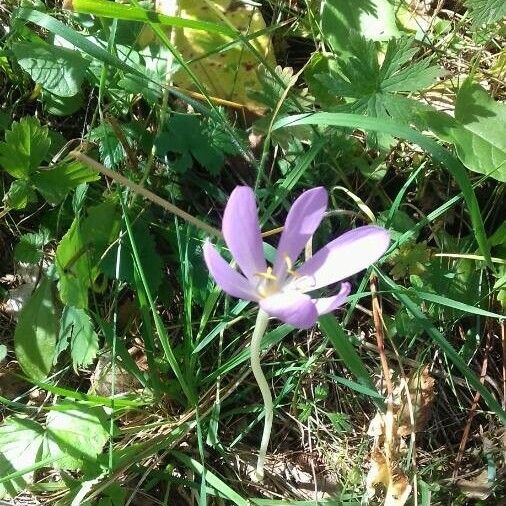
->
{"left": 70, "top": 150, "right": 222, "bottom": 238}
{"left": 452, "top": 332, "right": 492, "bottom": 478}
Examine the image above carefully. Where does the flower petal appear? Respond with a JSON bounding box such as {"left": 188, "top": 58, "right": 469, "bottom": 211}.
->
{"left": 203, "top": 241, "right": 258, "bottom": 301}
{"left": 273, "top": 187, "right": 328, "bottom": 280}
{"left": 260, "top": 291, "right": 318, "bottom": 329}
{"left": 292, "top": 226, "right": 390, "bottom": 291}
{"left": 222, "top": 186, "right": 266, "bottom": 282}
{"left": 313, "top": 282, "right": 351, "bottom": 315}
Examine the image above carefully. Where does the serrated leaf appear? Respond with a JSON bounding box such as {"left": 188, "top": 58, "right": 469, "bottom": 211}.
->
{"left": 0, "top": 116, "right": 50, "bottom": 179}
{"left": 32, "top": 158, "right": 100, "bottom": 204}
{"left": 44, "top": 403, "right": 110, "bottom": 470}
{"left": 3, "top": 179, "right": 37, "bottom": 209}
{"left": 0, "top": 417, "right": 46, "bottom": 499}
{"left": 14, "top": 276, "right": 59, "bottom": 381}
{"left": 12, "top": 41, "right": 89, "bottom": 97}
{"left": 58, "top": 306, "right": 99, "bottom": 370}
{"left": 315, "top": 35, "right": 440, "bottom": 148}
{"left": 55, "top": 218, "right": 91, "bottom": 309}
{"left": 422, "top": 80, "right": 506, "bottom": 182}
{"left": 89, "top": 123, "right": 127, "bottom": 169}
{"left": 14, "top": 229, "right": 49, "bottom": 264}
{"left": 156, "top": 114, "right": 225, "bottom": 175}
{"left": 464, "top": 0, "right": 506, "bottom": 28}
{"left": 0, "top": 404, "right": 111, "bottom": 498}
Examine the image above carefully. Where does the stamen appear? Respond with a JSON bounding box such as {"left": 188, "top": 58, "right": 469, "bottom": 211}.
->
{"left": 255, "top": 266, "right": 277, "bottom": 281}
{"left": 284, "top": 254, "right": 299, "bottom": 278}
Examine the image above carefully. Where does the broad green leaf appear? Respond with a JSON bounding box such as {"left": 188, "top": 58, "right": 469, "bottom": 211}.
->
{"left": 0, "top": 417, "right": 46, "bottom": 499}
{"left": 44, "top": 403, "right": 110, "bottom": 470}
{"left": 3, "top": 179, "right": 37, "bottom": 209}
{"left": 422, "top": 80, "right": 506, "bottom": 182}
{"left": 58, "top": 306, "right": 99, "bottom": 370}
{"left": 14, "top": 276, "right": 59, "bottom": 381}
{"left": 55, "top": 218, "right": 91, "bottom": 309}
{"left": 321, "top": 0, "right": 400, "bottom": 54}
{"left": 0, "top": 117, "right": 50, "bottom": 179}
{"left": 32, "top": 158, "right": 100, "bottom": 204}
{"left": 43, "top": 90, "right": 84, "bottom": 116}
{"left": 453, "top": 80, "right": 506, "bottom": 182}
{"left": 14, "top": 229, "right": 49, "bottom": 264}
{"left": 0, "top": 345, "right": 6, "bottom": 362}
{"left": 12, "top": 41, "right": 89, "bottom": 97}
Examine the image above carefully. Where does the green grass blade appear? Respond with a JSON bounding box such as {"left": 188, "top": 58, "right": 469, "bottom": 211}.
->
{"left": 377, "top": 270, "right": 506, "bottom": 423}
{"left": 415, "top": 291, "right": 504, "bottom": 319}
{"left": 69, "top": 0, "right": 237, "bottom": 37}
{"left": 318, "top": 314, "right": 377, "bottom": 392}
{"left": 120, "top": 200, "right": 195, "bottom": 404}
{"left": 272, "top": 113, "right": 492, "bottom": 269}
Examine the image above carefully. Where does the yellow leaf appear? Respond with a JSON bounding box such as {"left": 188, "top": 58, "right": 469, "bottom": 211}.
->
{"left": 155, "top": 0, "right": 275, "bottom": 110}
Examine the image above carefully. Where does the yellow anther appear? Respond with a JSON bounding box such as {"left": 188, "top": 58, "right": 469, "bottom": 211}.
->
{"left": 255, "top": 266, "right": 277, "bottom": 281}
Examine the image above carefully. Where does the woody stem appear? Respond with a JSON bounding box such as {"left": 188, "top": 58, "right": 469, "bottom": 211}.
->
{"left": 249, "top": 308, "right": 272, "bottom": 482}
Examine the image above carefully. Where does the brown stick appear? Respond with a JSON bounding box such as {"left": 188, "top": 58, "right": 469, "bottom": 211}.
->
{"left": 452, "top": 332, "right": 492, "bottom": 478}
{"left": 370, "top": 275, "right": 394, "bottom": 399}
{"left": 70, "top": 150, "right": 222, "bottom": 238}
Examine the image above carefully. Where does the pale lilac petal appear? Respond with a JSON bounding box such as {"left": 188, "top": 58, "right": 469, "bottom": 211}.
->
{"left": 313, "top": 282, "right": 352, "bottom": 315}
{"left": 203, "top": 241, "right": 258, "bottom": 301}
{"left": 259, "top": 291, "right": 318, "bottom": 329}
{"left": 291, "top": 226, "right": 390, "bottom": 291}
{"left": 222, "top": 186, "right": 266, "bottom": 282}
{"left": 273, "top": 187, "right": 328, "bottom": 280}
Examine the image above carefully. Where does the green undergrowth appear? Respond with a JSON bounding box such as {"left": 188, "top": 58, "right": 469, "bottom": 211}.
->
{"left": 0, "top": 1, "right": 505, "bottom": 505}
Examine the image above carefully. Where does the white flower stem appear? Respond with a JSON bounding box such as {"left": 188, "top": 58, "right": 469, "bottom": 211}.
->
{"left": 250, "top": 308, "right": 272, "bottom": 482}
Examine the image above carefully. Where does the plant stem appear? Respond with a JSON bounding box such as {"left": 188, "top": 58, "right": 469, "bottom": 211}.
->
{"left": 249, "top": 308, "right": 272, "bottom": 481}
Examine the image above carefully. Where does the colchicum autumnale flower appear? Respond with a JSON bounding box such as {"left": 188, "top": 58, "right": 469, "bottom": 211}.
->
{"left": 203, "top": 186, "right": 390, "bottom": 328}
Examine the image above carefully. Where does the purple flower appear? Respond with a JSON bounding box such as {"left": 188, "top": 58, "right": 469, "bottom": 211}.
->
{"left": 203, "top": 186, "right": 390, "bottom": 329}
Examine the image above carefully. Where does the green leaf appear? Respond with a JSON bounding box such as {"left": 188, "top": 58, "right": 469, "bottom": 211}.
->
{"left": 14, "top": 229, "right": 50, "bottom": 264}
{"left": 55, "top": 218, "right": 91, "bottom": 309}
{"left": 3, "top": 179, "right": 37, "bottom": 209}
{"left": 12, "top": 41, "right": 89, "bottom": 97}
{"left": 0, "top": 404, "right": 111, "bottom": 498}
{"left": 464, "top": 0, "right": 506, "bottom": 27}
{"left": 156, "top": 115, "right": 225, "bottom": 175}
{"left": 272, "top": 112, "right": 493, "bottom": 268}
{"left": 315, "top": 35, "right": 440, "bottom": 147}
{"left": 0, "top": 116, "right": 50, "bottom": 179}
{"left": 58, "top": 306, "right": 99, "bottom": 371}
{"left": 102, "top": 212, "right": 162, "bottom": 293}
{"left": 453, "top": 80, "right": 506, "bottom": 181}
{"left": 43, "top": 90, "right": 84, "bottom": 116}
{"left": 44, "top": 402, "right": 110, "bottom": 470}
{"left": 320, "top": 0, "right": 400, "bottom": 54}
{"left": 0, "top": 417, "right": 47, "bottom": 499}
{"left": 32, "top": 158, "right": 100, "bottom": 204}
{"left": 422, "top": 81, "right": 506, "bottom": 182}
{"left": 0, "top": 345, "right": 6, "bottom": 362}
{"left": 14, "top": 276, "right": 59, "bottom": 381}
{"left": 319, "top": 314, "right": 377, "bottom": 392}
